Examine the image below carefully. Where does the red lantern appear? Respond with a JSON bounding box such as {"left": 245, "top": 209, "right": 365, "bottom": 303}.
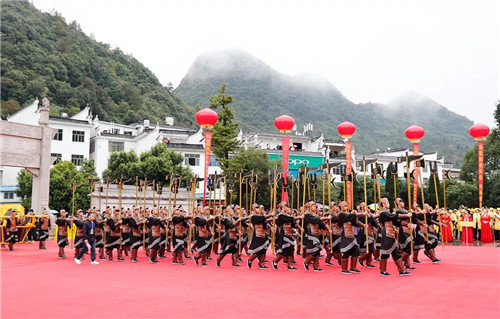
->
{"left": 274, "top": 115, "right": 295, "bottom": 133}
{"left": 337, "top": 122, "right": 356, "bottom": 138}
{"left": 469, "top": 123, "right": 490, "bottom": 140}
{"left": 405, "top": 125, "right": 426, "bottom": 143}
{"left": 195, "top": 108, "right": 218, "bottom": 129}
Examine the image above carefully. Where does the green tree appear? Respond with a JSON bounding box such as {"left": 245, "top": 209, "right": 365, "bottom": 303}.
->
{"left": 103, "top": 143, "right": 192, "bottom": 187}
{"left": 445, "top": 179, "right": 477, "bottom": 209}
{"left": 224, "top": 147, "right": 277, "bottom": 208}
{"left": 426, "top": 174, "right": 442, "bottom": 208}
{"left": 209, "top": 83, "right": 240, "bottom": 171}
{"left": 17, "top": 160, "right": 95, "bottom": 212}
{"left": 16, "top": 169, "right": 33, "bottom": 210}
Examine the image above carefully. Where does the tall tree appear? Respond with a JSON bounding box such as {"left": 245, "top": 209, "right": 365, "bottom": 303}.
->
{"left": 209, "top": 83, "right": 240, "bottom": 171}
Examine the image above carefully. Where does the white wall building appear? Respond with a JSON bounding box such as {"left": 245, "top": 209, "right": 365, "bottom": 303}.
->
{"left": 1, "top": 100, "right": 92, "bottom": 206}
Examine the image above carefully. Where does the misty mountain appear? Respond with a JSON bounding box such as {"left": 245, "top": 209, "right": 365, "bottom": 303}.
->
{"left": 175, "top": 48, "right": 474, "bottom": 165}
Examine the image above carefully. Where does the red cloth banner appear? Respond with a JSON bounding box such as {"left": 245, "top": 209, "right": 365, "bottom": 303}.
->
{"left": 413, "top": 143, "right": 420, "bottom": 204}
{"left": 345, "top": 140, "right": 353, "bottom": 210}
{"left": 478, "top": 141, "right": 484, "bottom": 207}
{"left": 203, "top": 130, "right": 213, "bottom": 206}
{"left": 281, "top": 135, "right": 290, "bottom": 203}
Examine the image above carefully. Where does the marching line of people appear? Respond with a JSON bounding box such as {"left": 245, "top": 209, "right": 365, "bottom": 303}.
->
{"left": 41, "top": 197, "right": 458, "bottom": 277}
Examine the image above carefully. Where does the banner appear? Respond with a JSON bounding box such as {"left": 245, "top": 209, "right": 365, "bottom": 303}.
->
{"left": 281, "top": 136, "right": 290, "bottom": 203}
{"left": 345, "top": 140, "right": 353, "bottom": 210}
{"left": 268, "top": 154, "right": 324, "bottom": 169}
{"left": 413, "top": 143, "right": 419, "bottom": 204}
{"left": 203, "top": 131, "right": 213, "bottom": 206}
{"left": 478, "top": 141, "right": 484, "bottom": 207}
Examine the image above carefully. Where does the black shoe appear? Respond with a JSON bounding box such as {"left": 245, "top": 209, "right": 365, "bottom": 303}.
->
{"left": 380, "top": 271, "right": 391, "bottom": 277}
{"left": 172, "top": 260, "right": 178, "bottom": 264}
{"left": 99, "top": 257, "right": 106, "bottom": 260}
{"left": 287, "top": 266, "right": 298, "bottom": 271}
{"left": 117, "top": 258, "right": 125, "bottom": 262}
{"left": 158, "top": 254, "right": 166, "bottom": 259}
{"left": 432, "top": 259, "right": 442, "bottom": 264}
{"left": 259, "top": 265, "right": 269, "bottom": 270}
{"left": 413, "top": 260, "right": 422, "bottom": 264}
{"left": 237, "top": 257, "right": 243, "bottom": 262}
{"left": 216, "top": 259, "right": 221, "bottom": 267}
{"left": 272, "top": 260, "right": 278, "bottom": 270}
{"left": 185, "top": 256, "right": 192, "bottom": 260}
{"left": 201, "top": 263, "right": 208, "bottom": 267}
{"left": 153, "top": 260, "right": 159, "bottom": 263}
{"left": 341, "top": 270, "right": 352, "bottom": 275}
{"left": 399, "top": 271, "right": 412, "bottom": 276}
{"left": 358, "top": 259, "right": 365, "bottom": 268}
{"left": 206, "top": 257, "right": 213, "bottom": 260}
{"left": 149, "top": 258, "right": 155, "bottom": 264}
{"left": 407, "top": 266, "right": 417, "bottom": 270}
{"left": 194, "top": 257, "right": 199, "bottom": 265}
{"left": 303, "top": 261, "right": 309, "bottom": 271}
{"left": 373, "top": 258, "right": 380, "bottom": 262}
{"left": 366, "top": 264, "right": 377, "bottom": 269}
{"left": 325, "top": 261, "right": 334, "bottom": 266}
{"left": 247, "top": 259, "right": 252, "bottom": 269}
{"left": 314, "top": 268, "right": 324, "bottom": 272}
{"left": 350, "top": 268, "right": 361, "bottom": 274}
{"left": 131, "top": 259, "right": 138, "bottom": 263}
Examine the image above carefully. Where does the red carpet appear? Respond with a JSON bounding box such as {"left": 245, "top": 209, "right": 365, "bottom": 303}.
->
{"left": 1, "top": 241, "right": 499, "bottom": 319}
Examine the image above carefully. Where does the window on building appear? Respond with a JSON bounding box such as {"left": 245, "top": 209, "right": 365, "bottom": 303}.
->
{"left": 209, "top": 154, "right": 220, "bottom": 167}
{"left": 4, "top": 192, "right": 14, "bottom": 200}
{"left": 184, "top": 154, "right": 200, "bottom": 166}
{"left": 109, "top": 141, "right": 124, "bottom": 153}
{"left": 53, "top": 129, "right": 63, "bottom": 141}
{"left": 90, "top": 141, "right": 95, "bottom": 153}
{"left": 51, "top": 153, "right": 62, "bottom": 164}
{"left": 71, "top": 155, "right": 84, "bottom": 166}
{"left": 72, "top": 130, "right": 85, "bottom": 143}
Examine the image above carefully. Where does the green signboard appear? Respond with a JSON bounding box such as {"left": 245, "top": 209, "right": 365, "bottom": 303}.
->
{"left": 268, "top": 154, "right": 324, "bottom": 169}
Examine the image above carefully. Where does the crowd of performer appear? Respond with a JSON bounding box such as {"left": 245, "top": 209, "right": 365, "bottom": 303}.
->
{"left": 4, "top": 199, "right": 499, "bottom": 276}
{"left": 2, "top": 202, "right": 499, "bottom": 274}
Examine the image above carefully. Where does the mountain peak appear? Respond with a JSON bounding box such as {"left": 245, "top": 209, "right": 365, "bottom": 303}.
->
{"left": 184, "top": 48, "right": 273, "bottom": 80}
{"left": 388, "top": 91, "right": 443, "bottom": 110}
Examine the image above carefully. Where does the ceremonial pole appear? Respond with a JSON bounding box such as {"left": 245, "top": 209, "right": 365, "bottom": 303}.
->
{"left": 363, "top": 156, "right": 369, "bottom": 253}
{"left": 274, "top": 115, "right": 295, "bottom": 203}
{"left": 468, "top": 123, "right": 490, "bottom": 208}
{"left": 195, "top": 108, "right": 219, "bottom": 206}
{"left": 337, "top": 122, "right": 356, "bottom": 210}
{"left": 405, "top": 125, "right": 425, "bottom": 205}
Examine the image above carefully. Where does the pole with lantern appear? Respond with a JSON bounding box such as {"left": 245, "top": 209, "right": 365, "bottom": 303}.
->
{"left": 337, "top": 122, "right": 356, "bottom": 210}
{"left": 195, "top": 108, "right": 219, "bottom": 206}
{"left": 274, "top": 115, "right": 295, "bottom": 204}
{"left": 468, "top": 123, "right": 490, "bottom": 208}
{"left": 404, "top": 125, "right": 425, "bottom": 205}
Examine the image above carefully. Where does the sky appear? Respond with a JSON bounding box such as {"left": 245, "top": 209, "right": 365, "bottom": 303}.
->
{"left": 31, "top": 0, "right": 499, "bottom": 127}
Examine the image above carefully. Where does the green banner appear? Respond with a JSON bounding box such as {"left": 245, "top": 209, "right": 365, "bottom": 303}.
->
{"left": 268, "top": 154, "right": 324, "bottom": 169}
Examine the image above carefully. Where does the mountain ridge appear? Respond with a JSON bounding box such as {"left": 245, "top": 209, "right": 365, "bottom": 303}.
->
{"left": 175, "top": 49, "right": 474, "bottom": 165}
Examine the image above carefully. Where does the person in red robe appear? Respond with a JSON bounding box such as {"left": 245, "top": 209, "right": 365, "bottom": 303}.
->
{"left": 440, "top": 211, "right": 453, "bottom": 243}
{"left": 480, "top": 211, "right": 493, "bottom": 243}
{"left": 461, "top": 210, "right": 474, "bottom": 244}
